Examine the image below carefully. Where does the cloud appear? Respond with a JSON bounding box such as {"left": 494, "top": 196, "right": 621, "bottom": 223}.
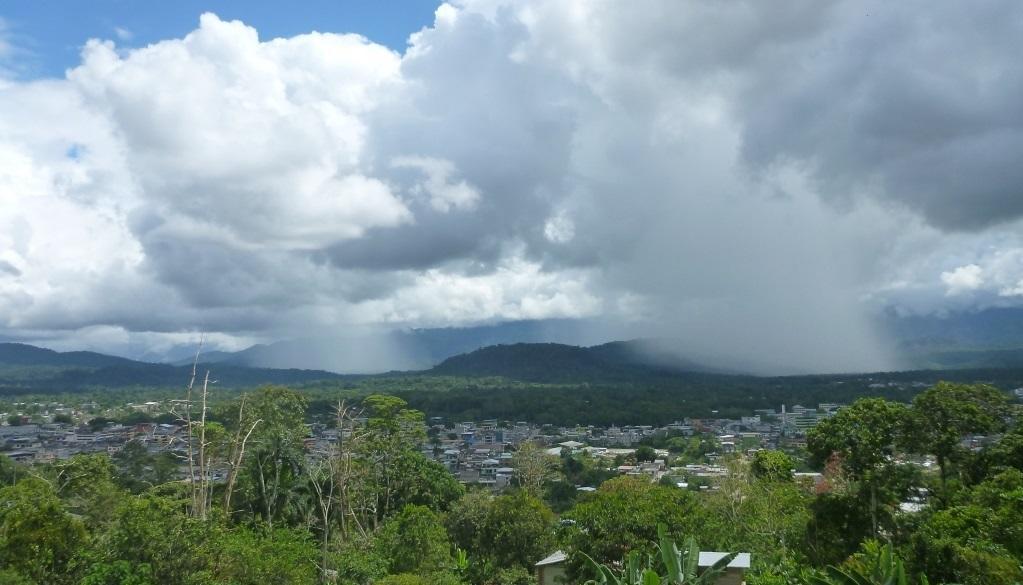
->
{"left": 942, "top": 264, "right": 984, "bottom": 296}
{"left": 1, "top": 4, "right": 1022, "bottom": 372}
{"left": 391, "top": 156, "right": 480, "bottom": 212}
{"left": 367, "top": 254, "right": 602, "bottom": 326}
{"left": 734, "top": 2, "right": 1023, "bottom": 231}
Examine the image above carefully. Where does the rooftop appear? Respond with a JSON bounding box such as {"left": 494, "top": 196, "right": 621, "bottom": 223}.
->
{"left": 698, "top": 552, "right": 751, "bottom": 569}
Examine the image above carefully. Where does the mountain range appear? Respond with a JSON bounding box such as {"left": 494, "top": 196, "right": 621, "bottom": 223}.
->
{"left": 0, "top": 342, "right": 348, "bottom": 392}
{"left": 0, "top": 337, "right": 742, "bottom": 394}
{"left": 179, "top": 308, "right": 1023, "bottom": 374}
{"left": 7, "top": 306, "right": 1023, "bottom": 393}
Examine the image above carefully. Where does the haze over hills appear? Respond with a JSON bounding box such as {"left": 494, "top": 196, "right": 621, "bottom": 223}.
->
{"left": 147, "top": 308, "right": 1023, "bottom": 375}
{"left": 8, "top": 307, "right": 1023, "bottom": 394}
{"left": 167, "top": 319, "right": 616, "bottom": 373}
{"left": 10, "top": 327, "right": 1023, "bottom": 396}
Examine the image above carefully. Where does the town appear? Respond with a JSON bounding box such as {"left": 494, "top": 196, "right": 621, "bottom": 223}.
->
{"left": 1, "top": 395, "right": 992, "bottom": 492}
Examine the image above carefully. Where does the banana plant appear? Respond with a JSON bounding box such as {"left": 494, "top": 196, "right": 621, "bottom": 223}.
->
{"left": 582, "top": 524, "right": 737, "bottom": 585}
{"left": 805, "top": 543, "right": 933, "bottom": 585}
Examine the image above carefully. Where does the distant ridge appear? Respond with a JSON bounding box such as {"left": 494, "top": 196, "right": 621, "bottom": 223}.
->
{"left": 0, "top": 343, "right": 139, "bottom": 368}
{"left": 0, "top": 342, "right": 346, "bottom": 392}
{"left": 429, "top": 340, "right": 730, "bottom": 382}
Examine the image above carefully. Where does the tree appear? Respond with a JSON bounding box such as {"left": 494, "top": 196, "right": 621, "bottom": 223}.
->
{"left": 360, "top": 394, "right": 428, "bottom": 525}
{"left": 707, "top": 457, "right": 809, "bottom": 564}
{"left": 445, "top": 490, "right": 554, "bottom": 583}
{"left": 750, "top": 450, "right": 794, "bottom": 482}
{"left": 80, "top": 561, "right": 154, "bottom": 585}
{"left": 805, "top": 492, "right": 874, "bottom": 567}
{"left": 481, "top": 492, "right": 556, "bottom": 573}
{"left": 0, "top": 477, "right": 86, "bottom": 584}
{"left": 390, "top": 450, "right": 465, "bottom": 513}
{"left": 512, "top": 440, "right": 557, "bottom": 498}
{"left": 176, "top": 349, "right": 214, "bottom": 519}
{"left": 242, "top": 435, "right": 310, "bottom": 529}
{"left": 53, "top": 413, "right": 74, "bottom": 425}
{"left": 909, "top": 469, "right": 1023, "bottom": 585}
{"left": 562, "top": 476, "right": 706, "bottom": 578}
{"left": 113, "top": 440, "right": 179, "bottom": 493}
{"left": 0, "top": 453, "right": 23, "bottom": 486}
{"left": 203, "top": 526, "right": 319, "bottom": 585}
{"left": 232, "top": 386, "right": 310, "bottom": 527}
{"left": 374, "top": 504, "right": 453, "bottom": 576}
{"left": 445, "top": 490, "right": 494, "bottom": 559}
{"left": 807, "top": 398, "right": 910, "bottom": 536}
{"left": 635, "top": 446, "right": 657, "bottom": 463}
{"left": 49, "top": 452, "right": 122, "bottom": 527}
{"left": 221, "top": 393, "right": 265, "bottom": 515}
{"left": 907, "top": 382, "right": 1010, "bottom": 491}
{"left": 331, "top": 532, "right": 388, "bottom": 585}
{"left": 93, "top": 492, "right": 214, "bottom": 584}
{"left": 972, "top": 420, "right": 1023, "bottom": 481}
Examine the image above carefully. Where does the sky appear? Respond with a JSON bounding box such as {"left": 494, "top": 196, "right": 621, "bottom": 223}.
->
{"left": 2, "top": 1, "right": 1023, "bottom": 373}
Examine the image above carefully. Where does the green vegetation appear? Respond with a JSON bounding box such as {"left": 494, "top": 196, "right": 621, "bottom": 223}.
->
{"left": 7, "top": 340, "right": 1023, "bottom": 427}
{"left": 2, "top": 352, "right": 1023, "bottom": 585}
{"left": 582, "top": 525, "right": 736, "bottom": 585}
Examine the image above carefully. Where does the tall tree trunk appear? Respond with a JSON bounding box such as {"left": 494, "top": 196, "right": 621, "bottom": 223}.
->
{"left": 223, "top": 396, "right": 260, "bottom": 515}
{"left": 870, "top": 481, "right": 878, "bottom": 537}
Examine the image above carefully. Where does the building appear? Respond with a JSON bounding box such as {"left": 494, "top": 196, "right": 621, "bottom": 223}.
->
{"left": 699, "top": 552, "right": 751, "bottom": 585}
{"left": 535, "top": 551, "right": 567, "bottom": 585}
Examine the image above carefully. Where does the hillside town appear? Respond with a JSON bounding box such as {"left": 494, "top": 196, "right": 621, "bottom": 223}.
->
{"left": 0, "top": 397, "right": 949, "bottom": 493}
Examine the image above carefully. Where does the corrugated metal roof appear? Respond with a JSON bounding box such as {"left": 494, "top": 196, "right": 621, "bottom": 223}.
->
{"left": 698, "top": 552, "right": 751, "bottom": 569}
{"left": 535, "top": 551, "right": 568, "bottom": 566}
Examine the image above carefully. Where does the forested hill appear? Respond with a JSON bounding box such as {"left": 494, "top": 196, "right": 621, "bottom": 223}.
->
{"left": 0, "top": 343, "right": 139, "bottom": 368}
{"left": 0, "top": 343, "right": 346, "bottom": 393}
{"left": 428, "top": 341, "right": 726, "bottom": 382}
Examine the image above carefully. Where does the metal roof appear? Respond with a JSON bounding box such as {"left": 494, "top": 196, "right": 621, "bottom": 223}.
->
{"left": 535, "top": 551, "right": 568, "bottom": 566}
{"left": 698, "top": 552, "right": 751, "bottom": 569}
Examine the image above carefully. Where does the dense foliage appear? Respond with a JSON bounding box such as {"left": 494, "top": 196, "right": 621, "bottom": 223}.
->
{"left": 1, "top": 381, "right": 1021, "bottom": 584}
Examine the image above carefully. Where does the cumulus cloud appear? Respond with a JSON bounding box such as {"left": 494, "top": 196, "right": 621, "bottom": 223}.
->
{"left": 391, "top": 156, "right": 480, "bottom": 212}
{"left": 942, "top": 265, "right": 984, "bottom": 296}
{"left": 1, "top": 3, "right": 1022, "bottom": 372}
{"left": 370, "top": 255, "right": 601, "bottom": 326}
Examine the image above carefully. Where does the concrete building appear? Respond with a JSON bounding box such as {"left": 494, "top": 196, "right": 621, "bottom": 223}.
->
{"left": 535, "top": 551, "right": 567, "bottom": 585}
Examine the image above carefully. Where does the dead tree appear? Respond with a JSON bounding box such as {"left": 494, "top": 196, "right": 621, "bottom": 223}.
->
{"left": 173, "top": 337, "right": 217, "bottom": 520}
{"left": 222, "top": 394, "right": 261, "bottom": 515}
{"left": 308, "top": 401, "right": 374, "bottom": 583}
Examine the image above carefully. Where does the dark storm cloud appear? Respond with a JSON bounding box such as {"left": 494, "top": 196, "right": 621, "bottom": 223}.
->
{"left": 4, "top": 2, "right": 1023, "bottom": 372}
{"left": 737, "top": 1, "right": 1023, "bottom": 230}
{"left": 0, "top": 260, "right": 20, "bottom": 276}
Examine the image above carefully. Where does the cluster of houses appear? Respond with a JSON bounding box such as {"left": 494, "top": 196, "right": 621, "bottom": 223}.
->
{"left": 1, "top": 399, "right": 853, "bottom": 476}
{"left": 409, "top": 403, "right": 855, "bottom": 492}
{"left": 0, "top": 419, "right": 186, "bottom": 464}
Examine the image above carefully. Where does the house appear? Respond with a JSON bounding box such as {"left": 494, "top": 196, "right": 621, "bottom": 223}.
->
{"left": 535, "top": 551, "right": 567, "bottom": 585}
{"left": 699, "top": 552, "right": 751, "bottom": 585}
